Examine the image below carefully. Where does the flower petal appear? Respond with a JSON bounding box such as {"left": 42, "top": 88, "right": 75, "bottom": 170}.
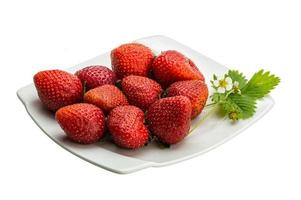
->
{"left": 217, "top": 87, "right": 226, "bottom": 93}
{"left": 213, "top": 80, "right": 219, "bottom": 87}
{"left": 225, "top": 77, "right": 232, "bottom": 84}
{"left": 218, "top": 76, "right": 224, "bottom": 81}
{"left": 226, "top": 83, "right": 233, "bottom": 91}
{"left": 233, "top": 81, "right": 239, "bottom": 87}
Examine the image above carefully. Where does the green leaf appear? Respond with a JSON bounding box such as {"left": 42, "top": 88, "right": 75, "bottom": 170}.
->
{"left": 241, "top": 69, "right": 280, "bottom": 99}
{"left": 221, "top": 94, "right": 256, "bottom": 120}
{"left": 209, "top": 69, "right": 279, "bottom": 121}
{"left": 227, "top": 70, "right": 248, "bottom": 88}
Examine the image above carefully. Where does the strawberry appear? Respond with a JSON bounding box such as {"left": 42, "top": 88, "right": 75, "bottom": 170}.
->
{"left": 55, "top": 103, "right": 105, "bottom": 144}
{"left": 152, "top": 50, "right": 205, "bottom": 87}
{"left": 84, "top": 85, "right": 128, "bottom": 114}
{"left": 107, "top": 105, "right": 149, "bottom": 149}
{"left": 111, "top": 43, "right": 154, "bottom": 79}
{"left": 166, "top": 80, "right": 208, "bottom": 119}
{"left": 75, "top": 65, "right": 117, "bottom": 91}
{"left": 121, "top": 75, "right": 162, "bottom": 111}
{"left": 146, "top": 96, "right": 192, "bottom": 145}
{"left": 34, "top": 69, "right": 83, "bottom": 111}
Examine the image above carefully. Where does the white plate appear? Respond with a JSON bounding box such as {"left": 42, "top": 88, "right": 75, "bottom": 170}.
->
{"left": 17, "top": 35, "right": 274, "bottom": 174}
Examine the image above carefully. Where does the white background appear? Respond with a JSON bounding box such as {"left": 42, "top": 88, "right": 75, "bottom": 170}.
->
{"left": 0, "top": 0, "right": 300, "bottom": 199}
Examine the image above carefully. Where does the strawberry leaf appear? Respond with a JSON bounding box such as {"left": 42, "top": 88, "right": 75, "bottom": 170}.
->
{"left": 241, "top": 69, "right": 280, "bottom": 99}
{"left": 209, "top": 69, "right": 279, "bottom": 121}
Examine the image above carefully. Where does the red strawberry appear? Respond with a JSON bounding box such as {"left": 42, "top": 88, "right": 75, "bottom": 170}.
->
{"left": 55, "top": 103, "right": 105, "bottom": 144}
{"left": 34, "top": 69, "right": 83, "bottom": 111}
{"left": 75, "top": 65, "right": 117, "bottom": 91}
{"left": 111, "top": 43, "right": 154, "bottom": 79}
{"left": 107, "top": 105, "right": 149, "bottom": 149}
{"left": 84, "top": 85, "right": 128, "bottom": 114}
{"left": 152, "top": 50, "right": 205, "bottom": 87}
{"left": 121, "top": 75, "right": 162, "bottom": 111}
{"left": 166, "top": 80, "right": 208, "bottom": 119}
{"left": 146, "top": 96, "right": 192, "bottom": 145}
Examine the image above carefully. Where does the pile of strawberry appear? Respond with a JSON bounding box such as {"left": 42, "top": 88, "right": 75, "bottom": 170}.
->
{"left": 33, "top": 43, "right": 208, "bottom": 149}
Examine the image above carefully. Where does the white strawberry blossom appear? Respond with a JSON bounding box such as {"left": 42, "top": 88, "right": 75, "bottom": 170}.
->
{"left": 233, "top": 81, "right": 239, "bottom": 88}
{"left": 233, "top": 81, "right": 241, "bottom": 94}
{"left": 213, "top": 76, "right": 233, "bottom": 94}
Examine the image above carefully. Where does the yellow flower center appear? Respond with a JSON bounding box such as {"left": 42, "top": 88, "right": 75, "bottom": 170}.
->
{"left": 219, "top": 79, "right": 227, "bottom": 87}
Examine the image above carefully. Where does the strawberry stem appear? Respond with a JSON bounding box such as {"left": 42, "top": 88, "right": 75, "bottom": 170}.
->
{"left": 205, "top": 102, "right": 217, "bottom": 107}
{"left": 188, "top": 105, "right": 218, "bottom": 135}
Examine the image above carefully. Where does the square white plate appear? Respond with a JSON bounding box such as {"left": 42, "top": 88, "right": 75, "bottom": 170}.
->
{"left": 17, "top": 35, "right": 274, "bottom": 174}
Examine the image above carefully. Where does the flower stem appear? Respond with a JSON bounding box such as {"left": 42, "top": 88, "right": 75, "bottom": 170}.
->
{"left": 225, "top": 89, "right": 234, "bottom": 98}
{"left": 205, "top": 102, "right": 217, "bottom": 107}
